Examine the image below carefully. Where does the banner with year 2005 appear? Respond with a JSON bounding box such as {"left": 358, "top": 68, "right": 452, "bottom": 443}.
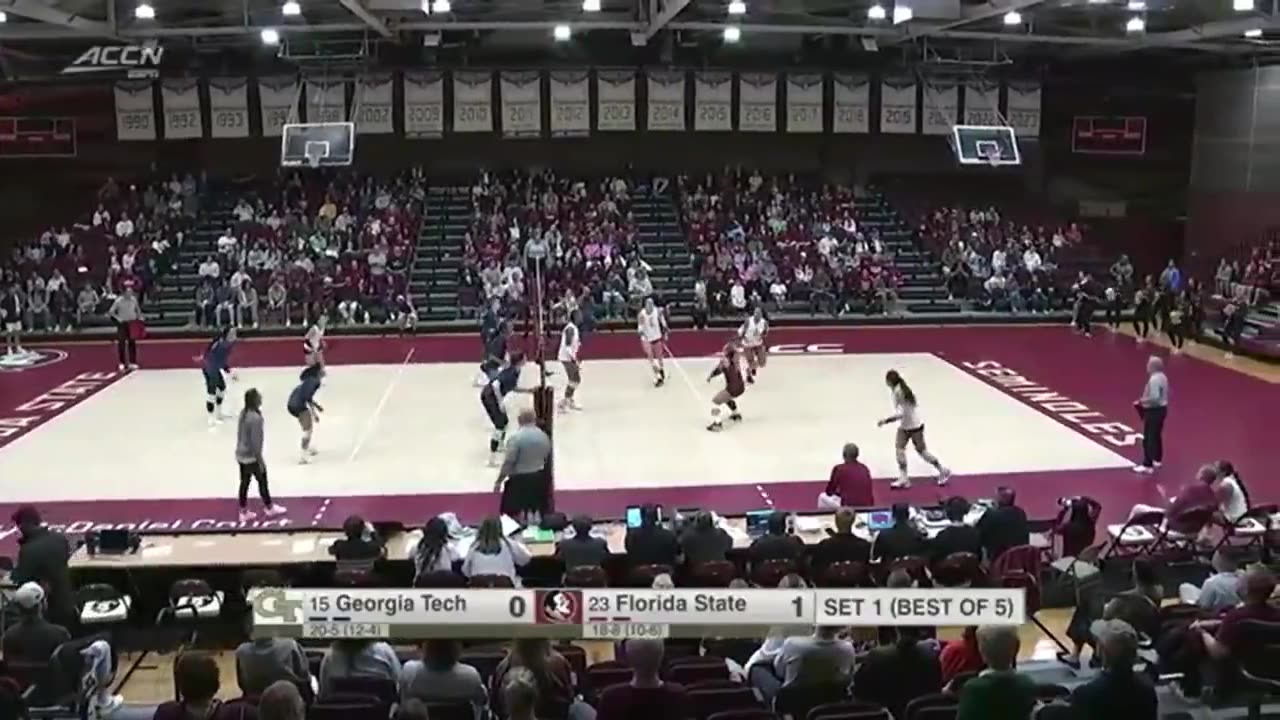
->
{"left": 549, "top": 70, "right": 589, "bottom": 137}
{"left": 921, "top": 80, "right": 958, "bottom": 136}
{"left": 737, "top": 73, "right": 777, "bottom": 133}
{"left": 306, "top": 79, "right": 347, "bottom": 124}
{"left": 208, "top": 78, "right": 249, "bottom": 138}
{"left": 453, "top": 70, "right": 493, "bottom": 133}
{"left": 964, "top": 80, "right": 1001, "bottom": 126}
{"left": 161, "top": 78, "right": 202, "bottom": 140}
{"left": 354, "top": 74, "right": 394, "bottom": 135}
{"left": 1005, "top": 80, "right": 1042, "bottom": 137}
{"left": 694, "top": 71, "right": 732, "bottom": 132}
{"left": 258, "top": 76, "right": 299, "bottom": 138}
{"left": 403, "top": 71, "right": 444, "bottom": 138}
{"left": 786, "top": 73, "right": 823, "bottom": 133}
{"left": 832, "top": 74, "right": 870, "bottom": 133}
{"left": 114, "top": 80, "right": 156, "bottom": 141}
{"left": 501, "top": 70, "right": 542, "bottom": 138}
{"left": 596, "top": 69, "right": 636, "bottom": 132}
{"left": 879, "top": 77, "right": 917, "bottom": 134}
{"left": 646, "top": 69, "right": 686, "bottom": 132}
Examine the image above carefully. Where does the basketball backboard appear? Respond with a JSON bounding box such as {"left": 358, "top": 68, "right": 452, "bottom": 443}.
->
{"left": 280, "top": 122, "right": 355, "bottom": 168}
{"left": 951, "top": 125, "right": 1021, "bottom": 167}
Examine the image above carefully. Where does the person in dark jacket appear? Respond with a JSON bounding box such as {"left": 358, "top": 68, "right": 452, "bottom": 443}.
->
{"left": 10, "top": 506, "right": 74, "bottom": 627}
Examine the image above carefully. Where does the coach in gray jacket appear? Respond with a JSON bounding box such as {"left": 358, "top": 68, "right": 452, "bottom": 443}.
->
{"left": 494, "top": 409, "right": 552, "bottom": 523}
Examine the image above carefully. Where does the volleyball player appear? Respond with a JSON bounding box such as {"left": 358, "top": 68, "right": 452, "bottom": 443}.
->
{"left": 738, "top": 306, "right": 769, "bottom": 383}
{"left": 481, "top": 351, "right": 530, "bottom": 466}
{"left": 877, "top": 370, "right": 951, "bottom": 489}
{"left": 201, "top": 326, "right": 237, "bottom": 427}
{"left": 557, "top": 312, "right": 583, "bottom": 412}
{"left": 637, "top": 297, "right": 668, "bottom": 387}
{"left": 303, "top": 314, "right": 327, "bottom": 367}
{"left": 706, "top": 342, "right": 746, "bottom": 432}
{"left": 287, "top": 364, "right": 325, "bottom": 464}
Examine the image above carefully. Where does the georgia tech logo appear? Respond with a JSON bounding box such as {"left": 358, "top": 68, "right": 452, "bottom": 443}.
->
{"left": 0, "top": 349, "right": 68, "bottom": 372}
{"left": 252, "top": 588, "right": 305, "bottom": 623}
{"left": 540, "top": 590, "right": 579, "bottom": 624}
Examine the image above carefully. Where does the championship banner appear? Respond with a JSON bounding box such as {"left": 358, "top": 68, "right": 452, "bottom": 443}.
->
{"left": 646, "top": 69, "right": 686, "bottom": 132}
{"left": 921, "top": 81, "right": 958, "bottom": 136}
{"left": 737, "top": 73, "right": 777, "bottom": 133}
{"left": 500, "top": 70, "right": 542, "bottom": 138}
{"left": 879, "top": 78, "right": 917, "bottom": 134}
{"left": 595, "top": 69, "right": 636, "bottom": 132}
{"left": 832, "top": 74, "right": 870, "bottom": 134}
{"left": 160, "top": 78, "right": 202, "bottom": 140}
{"left": 1006, "top": 80, "right": 1042, "bottom": 137}
{"left": 208, "top": 78, "right": 249, "bottom": 138}
{"left": 549, "top": 70, "right": 589, "bottom": 137}
{"left": 694, "top": 71, "right": 732, "bottom": 132}
{"left": 113, "top": 80, "right": 156, "bottom": 141}
{"left": 786, "top": 73, "right": 823, "bottom": 133}
{"left": 306, "top": 79, "right": 347, "bottom": 124}
{"left": 452, "top": 70, "right": 493, "bottom": 133}
{"left": 258, "top": 76, "right": 299, "bottom": 137}
{"left": 964, "top": 80, "right": 1001, "bottom": 126}
{"left": 354, "top": 74, "right": 394, "bottom": 135}
{"left": 403, "top": 71, "right": 444, "bottom": 138}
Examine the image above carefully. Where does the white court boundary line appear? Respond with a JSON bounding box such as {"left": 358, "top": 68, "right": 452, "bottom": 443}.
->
{"left": 347, "top": 347, "right": 416, "bottom": 463}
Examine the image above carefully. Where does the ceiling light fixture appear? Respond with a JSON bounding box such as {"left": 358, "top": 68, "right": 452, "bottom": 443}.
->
{"left": 1234, "top": 0, "right": 1254, "bottom": 10}
{"left": 282, "top": 1, "right": 301, "bottom": 15}
{"left": 892, "top": 4, "right": 913, "bottom": 23}
{"left": 261, "top": 27, "right": 281, "bottom": 44}
{"left": 582, "top": 0, "right": 601, "bottom": 11}
{"left": 1125, "top": 15, "right": 1144, "bottom": 31}
{"left": 1003, "top": 10, "right": 1022, "bottom": 24}
{"left": 134, "top": 3, "right": 155, "bottom": 19}
{"left": 723, "top": 25, "right": 741, "bottom": 42}
{"left": 867, "top": 4, "right": 886, "bottom": 19}
{"left": 727, "top": 0, "right": 747, "bottom": 14}
{"left": 1245, "top": 27, "right": 1263, "bottom": 36}
{"left": 553, "top": 23, "right": 571, "bottom": 40}
{"left": 432, "top": 0, "right": 451, "bottom": 12}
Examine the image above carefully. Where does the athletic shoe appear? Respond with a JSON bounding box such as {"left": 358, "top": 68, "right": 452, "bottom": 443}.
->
{"left": 937, "top": 468, "right": 952, "bottom": 486}
{"left": 1132, "top": 464, "right": 1154, "bottom": 474}
{"left": 238, "top": 509, "right": 257, "bottom": 522}
{"left": 263, "top": 504, "right": 287, "bottom": 517}
{"left": 891, "top": 478, "right": 912, "bottom": 489}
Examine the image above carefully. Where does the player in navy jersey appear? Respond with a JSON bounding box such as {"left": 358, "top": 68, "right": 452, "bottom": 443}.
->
{"left": 706, "top": 342, "right": 746, "bottom": 431}
{"left": 287, "top": 364, "right": 325, "bottom": 464}
{"left": 480, "top": 351, "right": 529, "bottom": 465}
{"left": 201, "top": 327, "right": 237, "bottom": 427}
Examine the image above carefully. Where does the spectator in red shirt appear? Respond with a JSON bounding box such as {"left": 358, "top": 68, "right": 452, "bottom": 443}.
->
{"left": 819, "top": 443, "right": 874, "bottom": 509}
{"left": 597, "top": 639, "right": 690, "bottom": 720}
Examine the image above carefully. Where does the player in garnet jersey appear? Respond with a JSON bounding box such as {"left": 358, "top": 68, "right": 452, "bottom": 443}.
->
{"left": 706, "top": 342, "right": 746, "bottom": 431}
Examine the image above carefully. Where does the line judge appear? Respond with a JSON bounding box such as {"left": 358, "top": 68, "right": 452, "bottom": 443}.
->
{"left": 1133, "top": 355, "right": 1168, "bottom": 474}
{"left": 494, "top": 408, "right": 553, "bottom": 524}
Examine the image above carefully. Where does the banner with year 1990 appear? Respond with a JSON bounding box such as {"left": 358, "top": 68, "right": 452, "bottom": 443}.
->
{"left": 161, "top": 78, "right": 202, "bottom": 140}
{"left": 403, "top": 71, "right": 444, "bottom": 138}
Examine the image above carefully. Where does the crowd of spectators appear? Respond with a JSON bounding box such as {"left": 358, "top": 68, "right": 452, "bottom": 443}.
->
{"left": 457, "top": 170, "right": 649, "bottom": 327}
{"left": 193, "top": 169, "right": 424, "bottom": 331}
{"left": 680, "top": 171, "right": 901, "bottom": 319}
{"left": 0, "top": 174, "right": 194, "bottom": 338}
{"left": 924, "top": 206, "right": 1083, "bottom": 313}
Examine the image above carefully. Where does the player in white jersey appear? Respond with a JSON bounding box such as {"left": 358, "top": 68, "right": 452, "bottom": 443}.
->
{"left": 877, "top": 369, "right": 951, "bottom": 489}
{"left": 637, "top": 297, "right": 668, "bottom": 387}
{"left": 303, "top": 314, "right": 328, "bottom": 367}
{"left": 738, "top": 306, "right": 769, "bottom": 384}
{"left": 557, "top": 312, "right": 583, "bottom": 412}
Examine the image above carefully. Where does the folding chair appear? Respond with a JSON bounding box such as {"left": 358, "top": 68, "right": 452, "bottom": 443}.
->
{"left": 1101, "top": 510, "right": 1167, "bottom": 563}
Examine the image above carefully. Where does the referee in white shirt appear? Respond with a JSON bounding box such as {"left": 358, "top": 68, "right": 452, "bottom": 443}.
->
{"left": 1133, "top": 356, "right": 1168, "bottom": 473}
